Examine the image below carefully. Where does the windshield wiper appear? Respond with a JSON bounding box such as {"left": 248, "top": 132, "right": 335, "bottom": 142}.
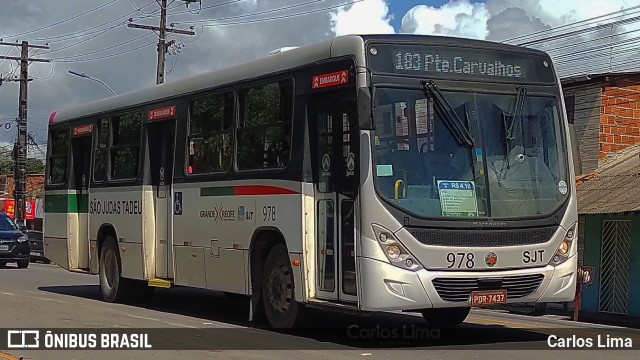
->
{"left": 500, "top": 86, "right": 527, "bottom": 172}
{"left": 421, "top": 80, "right": 474, "bottom": 147}
{"left": 506, "top": 86, "right": 527, "bottom": 143}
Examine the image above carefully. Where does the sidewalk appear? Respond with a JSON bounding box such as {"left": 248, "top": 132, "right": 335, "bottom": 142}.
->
{"left": 492, "top": 304, "right": 640, "bottom": 329}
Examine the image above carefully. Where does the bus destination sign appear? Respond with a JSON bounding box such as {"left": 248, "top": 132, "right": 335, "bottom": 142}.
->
{"left": 368, "top": 44, "right": 555, "bottom": 83}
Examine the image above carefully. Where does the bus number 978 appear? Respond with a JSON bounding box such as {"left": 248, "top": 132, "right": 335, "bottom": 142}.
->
{"left": 263, "top": 206, "right": 276, "bottom": 222}
{"left": 447, "top": 252, "right": 475, "bottom": 269}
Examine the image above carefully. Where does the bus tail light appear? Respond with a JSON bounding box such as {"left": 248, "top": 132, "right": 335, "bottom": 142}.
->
{"left": 550, "top": 223, "right": 576, "bottom": 266}
{"left": 372, "top": 224, "right": 422, "bottom": 271}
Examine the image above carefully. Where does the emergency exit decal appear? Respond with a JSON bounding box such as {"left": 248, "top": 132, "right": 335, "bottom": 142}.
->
{"left": 312, "top": 70, "right": 349, "bottom": 89}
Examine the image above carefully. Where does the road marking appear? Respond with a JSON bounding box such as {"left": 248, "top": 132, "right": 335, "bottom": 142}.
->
{"left": 0, "top": 351, "right": 20, "bottom": 360}
{"left": 0, "top": 292, "right": 14, "bottom": 296}
{"left": 467, "top": 315, "right": 545, "bottom": 329}
{"left": 127, "top": 314, "right": 197, "bottom": 328}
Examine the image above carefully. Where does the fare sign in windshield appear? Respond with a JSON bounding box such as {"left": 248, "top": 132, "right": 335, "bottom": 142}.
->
{"left": 367, "top": 44, "right": 556, "bottom": 84}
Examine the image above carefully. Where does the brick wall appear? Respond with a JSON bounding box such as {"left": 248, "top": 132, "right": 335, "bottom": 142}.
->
{"left": 600, "top": 83, "right": 640, "bottom": 159}
{"left": 1, "top": 174, "right": 45, "bottom": 200}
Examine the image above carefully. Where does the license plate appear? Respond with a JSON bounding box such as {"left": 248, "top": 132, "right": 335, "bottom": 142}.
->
{"left": 0, "top": 245, "right": 8, "bottom": 251}
{"left": 470, "top": 289, "right": 507, "bottom": 306}
{"left": 30, "top": 252, "right": 40, "bottom": 257}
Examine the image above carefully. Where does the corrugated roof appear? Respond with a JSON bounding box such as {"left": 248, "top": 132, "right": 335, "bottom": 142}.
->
{"left": 577, "top": 144, "right": 640, "bottom": 214}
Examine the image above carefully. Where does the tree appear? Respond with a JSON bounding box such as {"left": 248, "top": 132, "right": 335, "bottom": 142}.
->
{"left": 26, "top": 158, "right": 44, "bottom": 174}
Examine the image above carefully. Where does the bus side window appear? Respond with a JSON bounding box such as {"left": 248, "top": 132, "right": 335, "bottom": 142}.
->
{"left": 93, "top": 118, "right": 109, "bottom": 182}
{"left": 48, "top": 125, "right": 70, "bottom": 186}
{"left": 237, "top": 80, "right": 293, "bottom": 170}
{"left": 187, "top": 92, "right": 234, "bottom": 174}
{"left": 110, "top": 110, "right": 142, "bottom": 180}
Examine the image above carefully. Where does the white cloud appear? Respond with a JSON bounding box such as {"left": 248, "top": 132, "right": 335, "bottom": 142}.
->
{"left": 401, "top": 0, "right": 489, "bottom": 39}
{"left": 331, "top": 0, "right": 395, "bottom": 36}
{"left": 399, "top": 0, "right": 637, "bottom": 41}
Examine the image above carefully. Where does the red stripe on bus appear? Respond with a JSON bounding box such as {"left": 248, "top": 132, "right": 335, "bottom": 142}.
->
{"left": 49, "top": 111, "right": 58, "bottom": 124}
{"left": 234, "top": 185, "right": 298, "bottom": 196}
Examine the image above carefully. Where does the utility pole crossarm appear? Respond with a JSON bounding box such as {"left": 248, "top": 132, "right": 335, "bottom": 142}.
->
{"left": 0, "top": 41, "right": 49, "bottom": 49}
{"left": 0, "top": 56, "right": 51, "bottom": 63}
{"left": 127, "top": 23, "right": 195, "bottom": 36}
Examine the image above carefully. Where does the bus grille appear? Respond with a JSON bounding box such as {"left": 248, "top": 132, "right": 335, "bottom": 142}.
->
{"left": 432, "top": 274, "right": 545, "bottom": 302}
{"left": 408, "top": 226, "right": 558, "bottom": 247}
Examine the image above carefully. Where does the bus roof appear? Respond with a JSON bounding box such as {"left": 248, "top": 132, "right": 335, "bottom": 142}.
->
{"left": 49, "top": 34, "right": 550, "bottom": 125}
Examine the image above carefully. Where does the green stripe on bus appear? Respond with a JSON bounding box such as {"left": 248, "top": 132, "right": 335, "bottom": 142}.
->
{"left": 200, "top": 186, "right": 235, "bottom": 197}
{"left": 45, "top": 193, "right": 89, "bottom": 213}
{"left": 200, "top": 185, "right": 299, "bottom": 197}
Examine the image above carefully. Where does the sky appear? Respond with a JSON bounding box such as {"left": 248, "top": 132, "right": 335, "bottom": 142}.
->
{"left": 0, "top": 0, "right": 639, "bottom": 152}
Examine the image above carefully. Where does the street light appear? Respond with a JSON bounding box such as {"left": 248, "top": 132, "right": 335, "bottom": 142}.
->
{"left": 68, "top": 70, "right": 116, "bottom": 96}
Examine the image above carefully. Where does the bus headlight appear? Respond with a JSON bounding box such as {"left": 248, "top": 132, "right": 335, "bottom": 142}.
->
{"left": 386, "top": 245, "right": 401, "bottom": 260}
{"left": 372, "top": 223, "right": 423, "bottom": 271}
{"left": 549, "top": 223, "right": 576, "bottom": 266}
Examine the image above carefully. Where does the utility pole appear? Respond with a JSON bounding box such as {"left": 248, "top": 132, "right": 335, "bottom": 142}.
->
{"left": 0, "top": 41, "right": 50, "bottom": 227}
{"left": 128, "top": 0, "right": 195, "bottom": 84}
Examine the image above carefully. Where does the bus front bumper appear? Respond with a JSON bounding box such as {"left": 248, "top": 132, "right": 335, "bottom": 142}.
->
{"left": 358, "top": 254, "right": 577, "bottom": 311}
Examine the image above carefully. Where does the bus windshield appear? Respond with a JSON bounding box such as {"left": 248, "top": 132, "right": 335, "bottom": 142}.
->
{"left": 372, "top": 87, "right": 568, "bottom": 219}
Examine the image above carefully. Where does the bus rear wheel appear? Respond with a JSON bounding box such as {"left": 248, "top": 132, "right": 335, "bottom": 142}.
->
{"left": 421, "top": 307, "right": 470, "bottom": 327}
{"left": 99, "top": 236, "right": 131, "bottom": 303}
{"left": 262, "top": 244, "right": 304, "bottom": 329}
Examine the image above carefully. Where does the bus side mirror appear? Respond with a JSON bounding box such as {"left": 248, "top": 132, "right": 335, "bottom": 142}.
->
{"left": 358, "top": 87, "right": 374, "bottom": 130}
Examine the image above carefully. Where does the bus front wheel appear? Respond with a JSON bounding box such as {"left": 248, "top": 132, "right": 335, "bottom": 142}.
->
{"left": 262, "top": 244, "right": 304, "bottom": 329}
{"left": 421, "top": 307, "right": 470, "bottom": 327}
{"left": 99, "top": 237, "right": 131, "bottom": 303}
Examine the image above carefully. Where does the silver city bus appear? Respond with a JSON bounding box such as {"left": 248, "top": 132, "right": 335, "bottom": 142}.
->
{"left": 45, "top": 35, "right": 578, "bottom": 329}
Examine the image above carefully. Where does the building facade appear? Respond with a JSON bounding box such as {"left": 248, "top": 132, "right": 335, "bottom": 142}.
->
{"left": 563, "top": 73, "right": 640, "bottom": 175}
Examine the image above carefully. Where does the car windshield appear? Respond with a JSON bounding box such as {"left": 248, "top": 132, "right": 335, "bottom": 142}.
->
{"left": 372, "top": 87, "right": 568, "bottom": 219}
{"left": 0, "top": 216, "right": 18, "bottom": 231}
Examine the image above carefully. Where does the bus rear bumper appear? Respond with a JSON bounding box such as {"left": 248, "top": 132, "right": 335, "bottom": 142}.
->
{"left": 358, "top": 254, "right": 577, "bottom": 311}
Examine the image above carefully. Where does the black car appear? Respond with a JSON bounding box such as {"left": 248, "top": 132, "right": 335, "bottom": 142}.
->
{"left": 0, "top": 213, "right": 30, "bottom": 268}
{"left": 25, "top": 230, "right": 48, "bottom": 263}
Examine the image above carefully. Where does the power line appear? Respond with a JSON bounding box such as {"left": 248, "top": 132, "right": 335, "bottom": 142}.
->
{"left": 504, "top": 4, "right": 640, "bottom": 43}
{"left": 2, "top": 0, "right": 120, "bottom": 40}
{"left": 51, "top": 33, "right": 153, "bottom": 61}
{"left": 173, "top": 0, "right": 328, "bottom": 25}
{"left": 197, "top": 0, "right": 365, "bottom": 27}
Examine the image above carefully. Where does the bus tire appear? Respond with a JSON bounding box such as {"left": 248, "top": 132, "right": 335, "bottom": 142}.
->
{"left": 262, "top": 244, "right": 304, "bottom": 329}
{"left": 99, "top": 236, "right": 131, "bottom": 303}
{"left": 421, "top": 307, "right": 470, "bottom": 327}
{"left": 17, "top": 258, "right": 30, "bottom": 269}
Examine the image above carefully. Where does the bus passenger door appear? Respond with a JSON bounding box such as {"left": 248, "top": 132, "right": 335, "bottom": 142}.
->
{"left": 309, "top": 92, "right": 359, "bottom": 302}
{"left": 147, "top": 121, "right": 176, "bottom": 279}
{"left": 70, "top": 133, "right": 92, "bottom": 270}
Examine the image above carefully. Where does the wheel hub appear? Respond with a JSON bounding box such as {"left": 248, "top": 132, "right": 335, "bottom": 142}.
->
{"left": 267, "top": 262, "right": 293, "bottom": 314}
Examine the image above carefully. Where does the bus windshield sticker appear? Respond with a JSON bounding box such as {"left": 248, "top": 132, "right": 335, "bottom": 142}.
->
{"left": 346, "top": 153, "right": 355, "bottom": 176}
{"left": 321, "top": 154, "right": 331, "bottom": 176}
{"left": 312, "top": 70, "right": 349, "bottom": 89}
{"left": 376, "top": 164, "right": 393, "bottom": 177}
{"left": 437, "top": 180, "right": 478, "bottom": 217}
{"left": 558, "top": 180, "right": 568, "bottom": 195}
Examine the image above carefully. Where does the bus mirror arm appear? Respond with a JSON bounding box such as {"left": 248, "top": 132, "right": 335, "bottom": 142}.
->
{"left": 357, "top": 87, "right": 375, "bottom": 130}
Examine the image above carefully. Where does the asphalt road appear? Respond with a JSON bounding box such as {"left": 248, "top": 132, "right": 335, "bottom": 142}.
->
{"left": 0, "top": 262, "right": 639, "bottom": 359}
